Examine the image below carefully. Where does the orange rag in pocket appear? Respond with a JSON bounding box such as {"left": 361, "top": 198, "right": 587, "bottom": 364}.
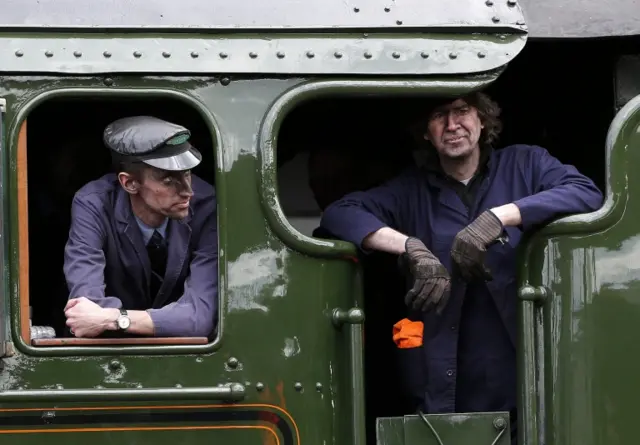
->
{"left": 392, "top": 318, "right": 424, "bottom": 348}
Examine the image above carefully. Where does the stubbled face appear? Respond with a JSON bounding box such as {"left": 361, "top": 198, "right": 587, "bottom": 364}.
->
{"left": 424, "top": 99, "right": 484, "bottom": 161}
{"left": 122, "top": 166, "right": 194, "bottom": 220}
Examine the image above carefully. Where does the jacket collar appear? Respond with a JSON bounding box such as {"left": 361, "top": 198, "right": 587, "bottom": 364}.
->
{"left": 421, "top": 145, "right": 493, "bottom": 184}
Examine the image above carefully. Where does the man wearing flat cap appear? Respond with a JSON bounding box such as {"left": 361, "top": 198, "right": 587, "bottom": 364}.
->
{"left": 62, "top": 116, "right": 218, "bottom": 338}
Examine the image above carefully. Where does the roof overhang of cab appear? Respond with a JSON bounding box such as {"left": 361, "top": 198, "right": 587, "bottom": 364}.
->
{"left": 519, "top": 0, "right": 640, "bottom": 38}
{"left": 0, "top": 0, "right": 528, "bottom": 75}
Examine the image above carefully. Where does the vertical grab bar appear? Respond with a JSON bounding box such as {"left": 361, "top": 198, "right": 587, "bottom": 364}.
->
{"left": 518, "top": 285, "right": 548, "bottom": 445}
{"left": 333, "top": 306, "right": 366, "bottom": 445}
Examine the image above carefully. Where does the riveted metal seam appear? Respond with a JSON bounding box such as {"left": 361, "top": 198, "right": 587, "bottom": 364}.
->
{"left": 0, "top": 34, "right": 527, "bottom": 75}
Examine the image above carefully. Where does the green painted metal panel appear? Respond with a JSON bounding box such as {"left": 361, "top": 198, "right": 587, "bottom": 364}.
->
{"left": 517, "top": 94, "right": 640, "bottom": 445}
{"left": 0, "top": 33, "right": 526, "bottom": 75}
{"left": 0, "top": 74, "right": 503, "bottom": 445}
{"left": 376, "top": 412, "right": 510, "bottom": 445}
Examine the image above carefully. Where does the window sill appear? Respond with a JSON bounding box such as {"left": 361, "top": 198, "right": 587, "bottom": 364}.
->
{"left": 31, "top": 337, "right": 209, "bottom": 346}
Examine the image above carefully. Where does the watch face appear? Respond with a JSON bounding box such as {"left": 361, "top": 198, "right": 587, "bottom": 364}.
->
{"left": 117, "top": 316, "right": 131, "bottom": 329}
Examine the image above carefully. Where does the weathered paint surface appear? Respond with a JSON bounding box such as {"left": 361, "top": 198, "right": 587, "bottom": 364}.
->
{"left": 0, "top": 76, "right": 351, "bottom": 444}
{"left": 0, "top": 73, "right": 501, "bottom": 445}
{"left": 0, "top": 33, "right": 526, "bottom": 75}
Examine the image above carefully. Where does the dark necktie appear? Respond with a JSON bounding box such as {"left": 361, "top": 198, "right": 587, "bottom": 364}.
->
{"left": 147, "top": 230, "right": 167, "bottom": 299}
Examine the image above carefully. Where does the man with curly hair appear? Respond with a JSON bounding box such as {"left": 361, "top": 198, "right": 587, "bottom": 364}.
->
{"left": 319, "top": 91, "right": 604, "bottom": 443}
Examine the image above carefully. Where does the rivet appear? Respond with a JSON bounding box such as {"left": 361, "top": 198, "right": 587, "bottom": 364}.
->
{"left": 384, "top": 7, "right": 390, "bottom": 12}
{"left": 104, "top": 78, "right": 114, "bottom": 86}
{"left": 276, "top": 51, "right": 285, "bottom": 58}
{"left": 245, "top": 381, "right": 251, "bottom": 386}
{"left": 364, "top": 51, "right": 372, "bottom": 59}
{"left": 449, "top": 52, "right": 458, "bottom": 59}
{"left": 493, "top": 417, "right": 507, "bottom": 430}
{"left": 45, "top": 50, "right": 53, "bottom": 58}
{"left": 109, "top": 359, "right": 121, "bottom": 370}
{"left": 392, "top": 51, "right": 400, "bottom": 59}
{"left": 42, "top": 412, "right": 55, "bottom": 424}
{"left": 294, "top": 382, "right": 303, "bottom": 391}
{"left": 175, "top": 383, "right": 182, "bottom": 388}
{"left": 363, "top": 33, "right": 369, "bottom": 37}
{"left": 478, "top": 51, "right": 486, "bottom": 58}
{"left": 162, "top": 51, "right": 171, "bottom": 58}
{"left": 353, "top": 7, "right": 360, "bottom": 12}
{"left": 492, "top": 16, "right": 500, "bottom": 22}
{"left": 96, "top": 385, "right": 104, "bottom": 389}
{"left": 249, "top": 51, "right": 258, "bottom": 58}
{"left": 421, "top": 51, "right": 429, "bottom": 59}
{"left": 485, "top": 0, "right": 493, "bottom": 5}
{"left": 256, "top": 382, "right": 265, "bottom": 391}
{"left": 74, "top": 51, "right": 82, "bottom": 58}
{"left": 56, "top": 384, "right": 64, "bottom": 390}
{"left": 334, "top": 51, "right": 342, "bottom": 59}
{"left": 133, "top": 51, "right": 142, "bottom": 58}
{"left": 306, "top": 51, "right": 315, "bottom": 58}
{"left": 136, "top": 384, "right": 143, "bottom": 388}
{"left": 191, "top": 51, "right": 199, "bottom": 58}
{"left": 219, "top": 52, "right": 228, "bottom": 59}
{"left": 15, "top": 50, "right": 23, "bottom": 57}
{"left": 316, "top": 382, "right": 323, "bottom": 391}
{"left": 507, "top": 0, "right": 517, "bottom": 5}
{"left": 396, "top": 20, "right": 403, "bottom": 25}
{"left": 227, "top": 357, "right": 239, "bottom": 368}
{"left": 103, "top": 51, "right": 112, "bottom": 58}
{"left": 221, "top": 77, "right": 231, "bottom": 86}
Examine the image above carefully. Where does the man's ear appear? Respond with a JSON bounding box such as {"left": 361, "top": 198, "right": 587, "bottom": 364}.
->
{"left": 118, "top": 172, "right": 140, "bottom": 195}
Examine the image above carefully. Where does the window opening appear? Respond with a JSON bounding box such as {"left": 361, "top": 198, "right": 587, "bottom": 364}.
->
{"left": 22, "top": 96, "right": 217, "bottom": 347}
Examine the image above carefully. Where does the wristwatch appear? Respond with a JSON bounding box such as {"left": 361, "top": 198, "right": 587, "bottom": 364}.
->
{"left": 116, "top": 308, "right": 131, "bottom": 331}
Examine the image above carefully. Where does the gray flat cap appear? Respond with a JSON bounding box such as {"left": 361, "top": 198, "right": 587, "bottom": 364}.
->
{"left": 104, "top": 115, "right": 202, "bottom": 171}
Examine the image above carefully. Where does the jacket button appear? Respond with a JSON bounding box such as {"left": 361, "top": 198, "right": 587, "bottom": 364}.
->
{"left": 450, "top": 325, "right": 456, "bottom": 331}
{"left": 446, "top": 369, "right": 454, "bottom": 377}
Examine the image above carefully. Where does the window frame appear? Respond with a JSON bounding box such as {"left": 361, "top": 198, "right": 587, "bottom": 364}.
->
{"left": 257, "top": 77, "right": 502, "bottom": 257}
{"left": 8, "top": 87, "right": 225, "bottom": 357}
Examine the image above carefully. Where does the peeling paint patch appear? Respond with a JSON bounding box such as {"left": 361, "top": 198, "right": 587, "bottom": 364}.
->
{"left": 227, "top": 247, "right": 289, "bottom": 312}
{"left": 100, "top": 362, "right": 127, "bottom": 384}
{"left": 282, "top": 337, "right": 301, "bottom": 358}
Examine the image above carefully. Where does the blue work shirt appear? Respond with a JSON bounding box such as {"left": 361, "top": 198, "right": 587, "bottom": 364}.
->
{"left": 135, "top": 214, "right": 168, "bottom": 244}
{"left": 63, "top": 173, "right": 219, "bottom": 337}
{"left": 320, "top": 145, "right": 603, "bottom": 430}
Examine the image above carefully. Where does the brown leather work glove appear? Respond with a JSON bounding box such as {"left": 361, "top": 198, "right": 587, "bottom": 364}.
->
{"left": 450, "top": 210, "right": 504, "bottom": 282}
{"left": 401, "top": 237, "right": 451, "bottom": 314}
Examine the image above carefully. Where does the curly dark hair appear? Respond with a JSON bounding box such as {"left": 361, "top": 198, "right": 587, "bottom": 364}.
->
{"left": 410, "top": 91, "right": 503, "bottom": 149}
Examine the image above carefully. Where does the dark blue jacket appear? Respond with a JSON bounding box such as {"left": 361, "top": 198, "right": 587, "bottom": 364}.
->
{"left": 63, "top": 173, "right": 218, "bottom": 337}
{"left": 319, "top": 145, "right": 603, "bottom": 423}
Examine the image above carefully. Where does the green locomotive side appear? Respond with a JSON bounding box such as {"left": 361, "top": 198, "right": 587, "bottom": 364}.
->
{"left": 0, "top": 1, "right": 639, "bottom": 445}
